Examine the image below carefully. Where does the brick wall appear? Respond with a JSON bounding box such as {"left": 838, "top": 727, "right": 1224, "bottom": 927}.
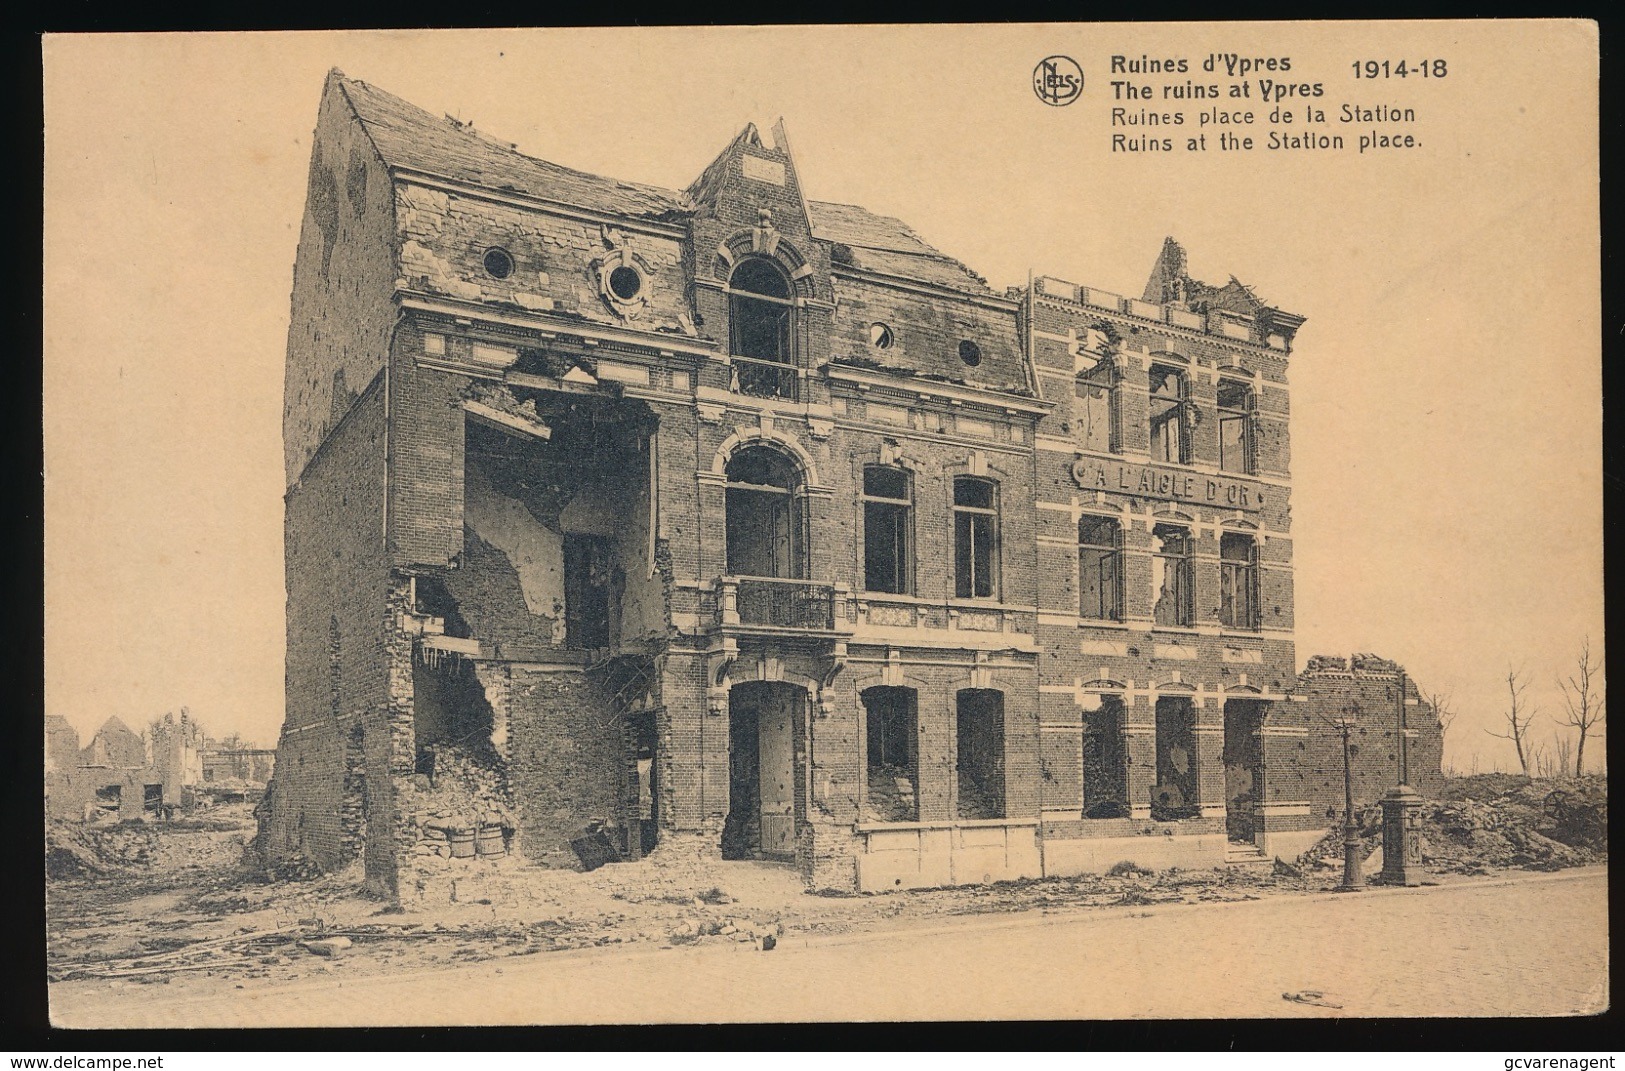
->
{"left": 1297, "top": 658, "right": 1447, "bottom": 814}
{"left": 269, "top": 373, "right": 396, "bottom": 891}
{"left": 504, "top": 665, "right": 630, "bottom": 866}
{"left": 283, "top": 73, "right": 401, "bottom": 487}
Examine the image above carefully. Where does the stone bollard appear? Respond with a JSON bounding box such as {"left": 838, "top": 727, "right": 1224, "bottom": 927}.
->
{"left": 1379, "top": 784, "right": 1424, "bottom": 885}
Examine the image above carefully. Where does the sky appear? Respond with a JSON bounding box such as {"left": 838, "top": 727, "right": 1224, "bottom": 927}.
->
{"left": 43, "top": 23, "right": 1601, "bottom": 769}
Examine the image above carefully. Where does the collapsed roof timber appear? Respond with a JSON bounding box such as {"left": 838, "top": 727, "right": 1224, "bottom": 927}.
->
{"left": 265, "top": 71, "right": 1442, "bottom": 901}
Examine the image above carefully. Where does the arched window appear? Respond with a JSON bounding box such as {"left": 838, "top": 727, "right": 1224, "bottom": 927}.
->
{"left": 1078, "top": 515, "right": 1122, "bottom": 621}
{"left": 952, "top": 476, "right": 998, "bottom": 599}
{"left": 725, "top": 445, "right": 804, "bottom": 579}
{"left": 728, "top": 258, "right": 796, "bottom": 398}
{"left": 862, "top": 465, "right": 913, "bottom": 594}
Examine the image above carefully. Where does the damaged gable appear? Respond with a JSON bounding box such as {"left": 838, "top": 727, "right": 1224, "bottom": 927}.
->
{"left": 1143, "top": 235, "right": 1265, "bottom": 316}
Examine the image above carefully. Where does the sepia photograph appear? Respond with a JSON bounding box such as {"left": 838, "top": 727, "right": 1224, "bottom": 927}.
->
{"left": 40, "top": 21, "right": 1604, "bottom": 1029}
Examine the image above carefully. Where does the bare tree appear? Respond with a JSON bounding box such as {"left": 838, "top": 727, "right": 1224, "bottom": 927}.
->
{"left": 1527, "top": 739, "right": 1552, "bottom": 778}
{"left": 1427, "top": 690, "right": 1457, "bottom": 735}
{"left": 1486, "top": 667, "right": 1537, "bottom": 774}
{"left": 1425, "top": 690, "right": 1458, "bottom": 774}
{"left": 1557, "top": 637, "right": 1606, "bottom": 776}
{"left": 1550, "top": 732, "right": 1575, "bottom": 778}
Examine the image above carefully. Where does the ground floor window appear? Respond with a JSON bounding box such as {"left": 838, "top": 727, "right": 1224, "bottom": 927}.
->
{"left": 863, "top": 686, "right": 918, "bottom": 822}
{"left": 956, "top": 690, "right": 1004, "bottom": 819}
{"left": 1152, "top": 696, "right": 1200, "bottom": 819}
{"left": 1082, "top": 696, "right": 1129, "bottom": 818}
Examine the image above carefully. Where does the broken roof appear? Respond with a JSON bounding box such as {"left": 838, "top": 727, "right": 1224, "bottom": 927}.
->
{"left": 811, "top": 201, "right": 992, "bottom": 295}
{"left": 332, "top": 72, "right": 996, "bottom": 296}
{"left": 336, "top": 73, "right": 686, "bottom": 220}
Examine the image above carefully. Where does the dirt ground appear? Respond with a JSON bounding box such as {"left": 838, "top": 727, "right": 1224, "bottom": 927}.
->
{"left": 45, "top": 775, "right": 1607, "bottom": 993}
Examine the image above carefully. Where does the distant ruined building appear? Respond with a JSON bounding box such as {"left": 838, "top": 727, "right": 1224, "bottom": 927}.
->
{"left": 263, "top": 71, "right": 1443, "bottom": 898}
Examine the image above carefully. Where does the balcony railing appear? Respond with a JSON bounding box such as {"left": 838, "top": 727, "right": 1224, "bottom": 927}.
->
{"left": 724, "top": 577, "right": 836, "bottom": 630}
{"left": 730, "top": 355, "right": 800, "bottom": 401}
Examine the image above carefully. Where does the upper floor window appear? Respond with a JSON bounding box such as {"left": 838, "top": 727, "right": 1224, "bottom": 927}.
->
{"left": 953, "top": 477, "right": 998, "bottom": 599}
{"left": 1218, "top": 379, "right": 1255, "bottom": 475}
{"left": 863, "top": 466, "right": 913, "bottom": 595}
{"left": 1078, "top": 516, "right": 1123, "bottom": 621}
{"left": 1075, "top": 358, "right": 1120, "bottom": 454}
{"left": 725, "top": 446, "right": 804, "bottom": 579}
{"left": 1151, "top": 522, "right": 1193, "bottom": 627}
{"left": 1219, "top": 532, "right": 1259, "bottom": 630}
{"left": 1148, "top": 364, "right": 1188, "bottom": 465}
{"left": 728, "top": 258, "right": 793, "bottom": 364}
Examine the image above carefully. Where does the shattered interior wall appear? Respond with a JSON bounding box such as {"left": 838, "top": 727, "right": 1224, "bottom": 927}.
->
{"left": 504, "top": 665, "right": 635, "bottom": 865}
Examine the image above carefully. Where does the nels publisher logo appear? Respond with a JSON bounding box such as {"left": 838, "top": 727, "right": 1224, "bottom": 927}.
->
{"left": 1033, "top": 55, "right": 1084, "bottom": 106}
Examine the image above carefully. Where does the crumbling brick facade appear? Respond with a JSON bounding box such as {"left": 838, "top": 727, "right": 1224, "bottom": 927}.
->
{"left": 1295, "top": 654, "right": 1447, "bottom": 815}
{"left": 264, "top": 71, "right": 1441, "bottom": 898}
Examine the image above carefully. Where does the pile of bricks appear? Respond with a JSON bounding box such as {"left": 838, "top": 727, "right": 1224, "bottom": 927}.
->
{"left": 396, "top": 745, "right": 516, "bottom": 866}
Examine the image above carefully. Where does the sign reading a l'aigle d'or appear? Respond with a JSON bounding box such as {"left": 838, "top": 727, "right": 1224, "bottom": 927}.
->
{"left": 1070, "top": 458, "right": 1267, "bottom": 512}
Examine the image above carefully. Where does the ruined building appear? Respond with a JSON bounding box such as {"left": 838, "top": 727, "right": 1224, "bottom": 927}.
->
{"left": 266, "top": 72, "right": 1442, "bottom": 897}
{"left": 46, "top": 715, "right": 168, "bottom": 822}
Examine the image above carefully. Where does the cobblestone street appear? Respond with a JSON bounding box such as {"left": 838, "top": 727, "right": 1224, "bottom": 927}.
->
{"left": 52, "top": 867, "right": 1607, "bottom": 1026}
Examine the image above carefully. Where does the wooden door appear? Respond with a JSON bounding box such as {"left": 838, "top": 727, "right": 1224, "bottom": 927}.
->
{"left": 757, "top": 691, "right": 796, "bottom": 858}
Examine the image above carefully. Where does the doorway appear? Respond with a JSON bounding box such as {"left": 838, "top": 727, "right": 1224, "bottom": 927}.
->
{"left": 1223, "top": 699, "right": 1264, "bottom": 843}
{"left": 722, "top": 682, "right": 799, "bottom": 860}
{"left": 563, "top": 534, "right": 615, "bottom": 650}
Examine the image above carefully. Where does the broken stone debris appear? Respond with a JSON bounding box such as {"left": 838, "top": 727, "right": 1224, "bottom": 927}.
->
{"left": 300, "top": 936, "right": 353, "bottom": 957}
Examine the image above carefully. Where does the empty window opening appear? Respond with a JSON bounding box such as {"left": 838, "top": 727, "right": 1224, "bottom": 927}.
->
{"left": 729, "top": 258, "right": 793, "bottom": 362}
{"left": 956, "top": 689, "right": 1005, "bottom": 820}
{"left": 1075, "top": 359, "right": 1120, "bottom": 453}
{"left": 564, "top": 534, "right": 616, "bottom": 650}
{"left": 1223, "top": 699, "right": 1265, "bottom": 843}
{"left": 1148, "top": 364, "right": 1188, "bottom": 464}
{"left": 1078, "top": 515, "right": 1123, "bottom": 621}
{"left": 411, "top": 654, "right": 496, "bottom": 757}
{"left": 863, "top": 686, "right": 918, "bottom": 822}
{"left": 724, "top": 446, "right": 804, "bottom": 579}
{"left": 1219, "top": 532, "right": 1259, "bottom": 630}
{"left": 1217, "top": 379, "right": 1255, "bottom": 474}
{"left": 958, "top": 339, "right": 982, "bottom": 366}
{"left": 953, "top": 477, "right": 998, "bottom": 599}
{"left": 723, "top": 682, "right": 798, "bottom": 860}
{"left": 863, "top": 466, "right": 912, "bottom": 594}
{"left": 483, "top": 247, "right": 515, "bottom": 279}
{"left": 608, "top": 265, "right": 643, "bottom": 301}
{"left": 1152, "top": 696, "right": 1199, "bottom": 820}
{"left": 1082, "top": 696, "right": 1129, "bottom": 818}
{"left": 868, "top": 322, "right": 895, "bottom": 349}
{"left": 1151, "top": 523, "right": 1193, "bottom": 627}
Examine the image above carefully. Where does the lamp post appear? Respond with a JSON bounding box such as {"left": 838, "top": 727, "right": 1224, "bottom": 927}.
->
{"left": 1337, "top": 715, "right": 1364, "bottom": 891}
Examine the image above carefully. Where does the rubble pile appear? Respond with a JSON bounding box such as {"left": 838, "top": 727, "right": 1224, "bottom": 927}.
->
{"left": 863, "top": 763, "right": 918, "bottom": 822}
{"left": 1297, "top": 775, "right": 1607, "bottom": 875}
{"left": 45, "top": 820, "right": 161, "bottom": 879}
{"left": 396, "top": 744, "right": 517, "bottom": 866}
